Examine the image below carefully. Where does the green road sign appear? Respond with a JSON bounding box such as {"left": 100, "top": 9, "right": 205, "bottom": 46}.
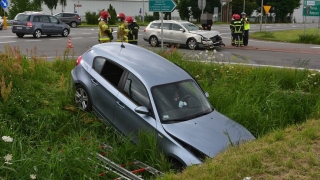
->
{"left": 303, "top": 0, "right": 320, "bottom": 16}
{"left": 149, "top": 0, "right": 177, "bottom": 12}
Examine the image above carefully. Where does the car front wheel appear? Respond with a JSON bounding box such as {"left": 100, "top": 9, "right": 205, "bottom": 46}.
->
{"left": 62, "top": 28, "right": 69, "bottom": 37}
{"left": 149, "top": 36, "right": 159, "bottom": 47}
{"left": 70, "top": 21, "right": 77, "bottom": 28}
{"left": 187, "top": 38, "right": 198, "bottom": 50}
{"left": 33, "top": 29, "right": 42, "bottom": 38}
{"left": 75, "top": 84, "right": 92, "bottom": 111}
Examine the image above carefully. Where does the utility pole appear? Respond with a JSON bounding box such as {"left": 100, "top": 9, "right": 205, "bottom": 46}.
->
{"left": 243, "top": 0, "right": 245, "bottom": 12}
{"left": 260, "top": 0, "right": 263, "bottom": 32}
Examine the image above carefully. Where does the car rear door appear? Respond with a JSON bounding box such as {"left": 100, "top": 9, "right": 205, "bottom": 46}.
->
{"left": 113, "top": 72, "right": 157, "bottom": 143}
{"left": 90, "top": 57, "right": 123, "bottom": 124}
{"left": 49, "top": 16, "right": 63, "bottom": 33}
{"left": 39, "top": 15, "right": 52, "bottom": 34}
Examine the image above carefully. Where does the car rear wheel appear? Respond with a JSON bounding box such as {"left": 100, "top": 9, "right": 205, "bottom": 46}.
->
{"left": 16, "top": 33, "right": 24, "bottom": 38}
{"left": 75, "top": 84, "right": 92, "bottom": 111}
{"left": 187, "top": 38, "right": 198, "bottom": 50}
{"left": 149, "top": 36, "right": 159, "bottom": 47}
{"left": 62, "top": 28, "right": 69, "bottom": 37}
{"left": 70, "top": 21, "right": 77, "bottom": 28}
{"left": 33, "top": 29, "right": 42, "bottom": 38}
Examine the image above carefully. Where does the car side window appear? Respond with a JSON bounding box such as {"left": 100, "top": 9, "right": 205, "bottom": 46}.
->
{"left": 161, "top": 23, "right": 170, "bottom": 30}
{"left": 33, "top": 16, "right": 40, "bottom": 22}
{"left": 150, "top": 23, "right": 160, "bottom": 29}
{"left": 49, "top": 16, "right": 59, "bottom": 23}
{"left": 40, "top": 16, "right": 50, "bottom": 22}
{"left": 123, "top": 73, "right": 150, "bottom": 108}
{"left": 171, "top": 23, "right": 182, "bottom": 31}
{"left": 65, "top": 14, "right": 74, "bottom": 17}
{"left": 99, "top": 59, "right": 124, "bottom": 87}
{"left": 55, "top": 14, "right": 62, "bottom": 18}
{"left": 92, "top": 57, "right": 106, "bottom": 73}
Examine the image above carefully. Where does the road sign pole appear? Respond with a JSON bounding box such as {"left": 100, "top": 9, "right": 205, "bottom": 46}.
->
{"left": 161, "top": 12, "right": 163, "bottom": 50}
{"left": 143, "top": 0, "right": 144, "bottom": 24}
{"left": 260, "top": 0, "right": 263, "bottom": 32}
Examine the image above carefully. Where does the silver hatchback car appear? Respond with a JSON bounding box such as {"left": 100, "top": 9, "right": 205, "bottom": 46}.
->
{"left": 71, "top": 42, "right": 254, "bottom": 167}
{"left": 143, "top": 20, "right": 225, "bottom": 50}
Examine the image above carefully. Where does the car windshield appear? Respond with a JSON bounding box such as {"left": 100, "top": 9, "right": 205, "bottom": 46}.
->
{"left": 152, "top": 80, "right": 212, "bottom": 123}
{"left": 181, "top": 22, "right": 201, "bottom": 31}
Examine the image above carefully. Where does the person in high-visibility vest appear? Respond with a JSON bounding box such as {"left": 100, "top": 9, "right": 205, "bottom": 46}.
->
{"left": 126, "top": 16, "right": 139, "bottom": 45}
{"left": 230, "top": 14, "right": 244, "bottom": 47}
{"left": 116, "top": 13, "right": 129, "bottom": 43}
{"left": 241, "top": 12, "right": 250, "bottom": 46}
{"left": 98, "top": 10, "right": 113, "bottom": 43}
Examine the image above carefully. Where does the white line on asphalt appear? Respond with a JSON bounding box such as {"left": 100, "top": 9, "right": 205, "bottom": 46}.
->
{"left": 81, "top": 33, "right": 92, "bottom": 34}
{"left": 0, "top": 41, "right": 17, "bottom": 43}
{"left": 311, "top": 47, "right": 320, "bottom": 48}
{"left": 25, "top": 40, "right": 41, "bottom": 42}
{"left": 49, "top": 39, "right": 62, "bottom": 40}
{"left": 70, "top": 37, "right": 83, "bottom": 39}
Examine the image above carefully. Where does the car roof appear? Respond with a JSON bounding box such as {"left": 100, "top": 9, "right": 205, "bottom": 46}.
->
{"left": 150, "top": 20, "right": 190, "bottom": 23}
{"left": 87, "top": 43, "right": 192, "bottom": 87}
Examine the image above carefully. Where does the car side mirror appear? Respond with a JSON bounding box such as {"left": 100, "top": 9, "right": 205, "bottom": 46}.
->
{"left": 205, "top": 92, "right": 209, "bottom": 98}
{"left": 135, "top": 106, "right": 149, "bottom": 115}
{"left": 179, "top": 28, "right": 185, "bottom": 32}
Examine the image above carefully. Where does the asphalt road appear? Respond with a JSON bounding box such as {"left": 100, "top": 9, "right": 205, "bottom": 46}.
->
{"left": 1, "top": 23, "right": 320, "bottom": 70}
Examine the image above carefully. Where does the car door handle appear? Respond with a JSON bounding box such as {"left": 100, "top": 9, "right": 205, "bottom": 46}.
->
{"left": 116, "top": 101, "right": 125, "bottom": 109}
{"left": 90, "top": 79, "right": 98, "bottom": 86}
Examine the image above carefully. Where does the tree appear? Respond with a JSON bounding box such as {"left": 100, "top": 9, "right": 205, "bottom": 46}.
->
{"left": 203, "top": 0, "right": 221, "bottom": 15}
{"left": 231, "top": 0, "right": 257, "bottom": 17}
{"left": 177, "top": 0, "right": 190, "bottom": 20}
{"left": 43, "top": 0, "right": 58, "bottom": 15}
{"left": 255, "top": 0, "right": 300, "bottom": 22}
{"left": 8, "top": 0, "right": 42, "bottom": 19}
{"left": 59, "top": 0, "right": 67, "bottom": 12}
{"left": 107, "top": 4, "right": 117, "bottom": 25}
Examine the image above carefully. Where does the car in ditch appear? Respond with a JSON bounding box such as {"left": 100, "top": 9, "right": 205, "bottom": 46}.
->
{"left": 71, "top": 42, "right": 255, "bottom": 167}
{"left": 143, "top": 20, "right": 225, "bottom": 50}
{"left": 11, "top": 11, "right": 70, "bottom": 38}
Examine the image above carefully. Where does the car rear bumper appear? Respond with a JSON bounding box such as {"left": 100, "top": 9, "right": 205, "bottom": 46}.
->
{"left": 12, "top": 27, "right": 34, "bottom": 34}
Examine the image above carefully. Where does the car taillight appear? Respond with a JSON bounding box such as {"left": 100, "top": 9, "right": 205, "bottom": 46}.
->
{"left": 144, "top": 28, "right": 146, "bottom": 32}
{"left": 76, "top": 15, "right": 81, "bottom": 20}
{"left": 76, "top": 56, "right": 82, "bottom": 66}
{"left": 27, "top": 21, "right": 32, "bottom": 27}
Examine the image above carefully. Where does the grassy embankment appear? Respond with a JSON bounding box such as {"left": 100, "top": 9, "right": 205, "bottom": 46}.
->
{"left": 1, "top": 28, "right": 320, "bottom": 179}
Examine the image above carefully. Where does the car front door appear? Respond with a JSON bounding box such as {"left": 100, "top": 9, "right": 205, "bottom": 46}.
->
{"left": 49, "top": 16, "right": 63, "bottom": 34}
{"left": 113, "top": 72, "right": 157, "bottom": 143}
{"left": 160, "top": 23, "right": 171, "bottom": 44}
{"left": 90, "top": 57, "right": 123, "bottom": 124}
{"left": 170, "top": 23, "right": 186, "bottom": 45}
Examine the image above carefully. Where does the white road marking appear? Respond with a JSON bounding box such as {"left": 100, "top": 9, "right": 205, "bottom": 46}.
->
{"left": 49, "top": 39, "right": 62, "bottom": 40}
{"left": 25, "top": 40, "right": 41, "bottom": 42}
{"left": 310, "top": 47, "right": 320, "bottom": 48}
{"left": 0, "top": 41, "right": 17, "bottom": 43}
{"left": 70, "top": 37, "right": 83, "bottom": 39}
{"left": 81, "top": 33, "right": 92, "bottom": 34}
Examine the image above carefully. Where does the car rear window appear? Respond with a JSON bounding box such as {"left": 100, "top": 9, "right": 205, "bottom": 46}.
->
{"left": 14, "top": 14, "right": 29, "bottom": 21}
{"left": 150, "top": 23, "right": 160, "bottom": 29}
{"left": 64, "top": 14, "right": 75, "bottom": 17}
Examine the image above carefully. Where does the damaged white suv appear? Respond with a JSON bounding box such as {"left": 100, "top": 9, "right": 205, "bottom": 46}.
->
{"left": 143, "top": 20, "right": 225, "bottom": 50}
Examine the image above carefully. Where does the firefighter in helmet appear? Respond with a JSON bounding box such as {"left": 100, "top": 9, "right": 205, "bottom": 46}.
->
{"left": 230, "top": 14, "right": 236, "bottom": 46}
{"left": 230, "top": 14, "right": 244, "bottom": 47}
{"left": 98, "top": 10, "right": 113, "bottom": 43}
{"left": 126, "top": 16, "right": 139, "bottom": 45}
{"left": 116, "top": 13, "right": 129, "bottom": 43}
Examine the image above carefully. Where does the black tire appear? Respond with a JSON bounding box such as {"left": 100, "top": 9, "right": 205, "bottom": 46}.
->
{"left": 187, "top": 38, "right": 198, "bottom": 50}
{"left": 33, "top": 29, "right": 42, "bottom": 38}
{"left": 75, "top": 84, "right": 92, "bottom": 111}
{"left": 16, "top": 33, "right": 24, "bottom": 38}
{"left": 149, "top": 36, "right": 159, "bottom": 47}
{"left": 70, "top": 21, "right": 77, "bottom": 28}
{"left": 62, "top": 28, "right": 69, "bottom": 37}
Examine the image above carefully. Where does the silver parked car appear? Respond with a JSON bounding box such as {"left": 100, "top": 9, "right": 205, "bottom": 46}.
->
{"left": 71, "top": 42, "right": 254, "bottom": 167}
{"left": 143, "top": 20, "right": 225, "bottom": 50}
{"left": 12, "top": 11, "right": 70, "bottom": 38}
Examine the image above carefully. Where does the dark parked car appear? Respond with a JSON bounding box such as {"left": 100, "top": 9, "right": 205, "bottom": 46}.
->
{"left": 53, "top": 12, "right": 81, "bottom": 28}
{"left": 11, "top": 12, "right": 70, "bottom": 38}
{"left": 71, "top": 42, "right": 255, "bottom": 167}
{"left": 0, "top": 16, "right": 3, "bottom": 30}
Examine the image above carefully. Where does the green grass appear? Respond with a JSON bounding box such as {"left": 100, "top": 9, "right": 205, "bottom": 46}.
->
{"left": 1, "top": 44, "right": 320, "bottom": 179}
{"left": 251, "top": 28, "right": 320, "bottom": 44}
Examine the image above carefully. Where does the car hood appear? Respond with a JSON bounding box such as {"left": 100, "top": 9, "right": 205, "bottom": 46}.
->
{"left": 189, "top": 30, "right": 220, "bottom": 38}
{"left": 162, "top": 110, "right": 255, "bottom": 158}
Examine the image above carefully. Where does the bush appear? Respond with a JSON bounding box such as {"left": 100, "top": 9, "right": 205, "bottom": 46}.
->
{"left": 85, "top": 11, "right": 99, "bottom": 25}
{"left": 298, "top": 34, "right": 320, "bottom": 44}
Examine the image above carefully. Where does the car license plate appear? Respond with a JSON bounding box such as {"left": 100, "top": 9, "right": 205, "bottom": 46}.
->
{"left": 16, "top": 27, "right": 22, "bottom": 29}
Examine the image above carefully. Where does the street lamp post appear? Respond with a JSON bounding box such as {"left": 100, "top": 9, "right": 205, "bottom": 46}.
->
{"left": 260, "top": 0, "right": 263, "bottom": 32}
{"left": 243, "top": 0, "right": 245, "bottom": 13}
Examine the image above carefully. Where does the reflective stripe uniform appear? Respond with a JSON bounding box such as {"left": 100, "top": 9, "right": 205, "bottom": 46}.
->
{"left": 98, "top": 20, "right": 113, "bottom": 43}
{"left": 242, "top": 17, "right": 250, "bottom": 46}
{"left": 128, "top": 22, "right": 139, "bottom": 45}
{"left": 231, "top": 19, "right": 244, "bottom": 46}
{"left": 117, "top": 21, "right": 129, "bottom": 43}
